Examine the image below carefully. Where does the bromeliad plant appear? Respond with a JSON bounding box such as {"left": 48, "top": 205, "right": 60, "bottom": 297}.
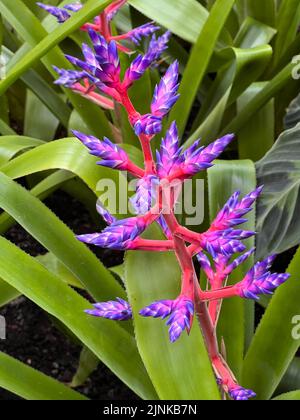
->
{"left": 39, "top": 1, "right": 291, "bottom": 400}
{"left": 2, "top": 0, "right": 300, "bottom": 402}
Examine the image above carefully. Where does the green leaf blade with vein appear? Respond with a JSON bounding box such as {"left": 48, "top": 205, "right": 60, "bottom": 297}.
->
{"left": 0, "top": 234, "right": 157, "bottom": 400}
{"left": 0, "top": 352, "right": 88, "bottom": 400}
{"left": 242, "top": 246, "right": 300, "bottom": 400}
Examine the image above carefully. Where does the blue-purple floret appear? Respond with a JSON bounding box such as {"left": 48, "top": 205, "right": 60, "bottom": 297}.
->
{"left": 53, "top": 66, "right": 90, "bottom": 87}
{"left": 156, "top": 121, "right": 183, "bottom": 177}
{"left": 148, "top": 31, "right": 172, "bottom": 61}
{"left": 85, "top": 298, "right": 132, "bottom": 321}
{"left": 73, "top": 130, "right": 129, "bottom": 170}
{"left": 129, "top": 23, "right": 160, "bottom": 45}
{"left": 229, "top": 386, "right": 256, "bottom": 401}
{"left": 96, "top": 201, "right": 117, "bottom": 226}
{"left": 65, "top": 31, "right": 120, "bottom": 89}
{"left": 131, "top": 175, "right": 159, "bottom": 215}
{"left": 140, "top": 297, "right": 194, "bottom": 343}
{"left": 238, "top": 256, "right": 290, "bottom": 300}
{"left": 37, "top": 2, "right": 82, "bottom": 23}
{"left": 134, "top": 114, "right": 163, "bottom": 136}
{"left": 77, "top": 216, "right": 148, "bottom": 250}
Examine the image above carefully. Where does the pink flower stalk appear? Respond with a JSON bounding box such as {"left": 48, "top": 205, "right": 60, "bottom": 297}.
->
{"left": 52, "top": 10, "right": 291, "bottom": 401}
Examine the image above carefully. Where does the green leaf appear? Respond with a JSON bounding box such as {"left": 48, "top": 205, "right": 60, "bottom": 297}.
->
{"left": 0, "top": 170, "right": 125, "bottom": 304}
{"left": 0, "top": 352, "right": 88, "bottom": 400}
{"left": 70, "top": 347, "right": 99, "bottom": 388}
{"left": 277, "top": 358, "right": 300, "bottom": 395}
{"left": 242, "top": 246, "right": 300, "bottom": 400}
{"left": 0, "top": 236, "right": 157, "bottom": 399}
{"left": 0, "top": 135, "right": 44, "bottom": 167}
{"left": 246, "top": 0, "right": 276, "bottom": 27}
{"left": 256, "top": 123, "right": 300, "bottom": 258}
{"left": 169, "top": 0, "right": 235, "bottom": 136}
{"left": 129, "top": 0, "right": 208, "bottom": 43}
{"left": 124, "top": 228, "right": 220, "bottom": 400}
{"left": 284, "top": 91, "right": 300, "bottom": 130}
{"left": 237, "top": 82, "right": 274, "bottom": 161}
{"left": 0, "top": 279, "right": 19, "bottom": 308}
{"left": 273, "top": 391, "right": 300, "bottom": 401}
{"left": 208, "top": 160, "right": 256, "bottom": 378}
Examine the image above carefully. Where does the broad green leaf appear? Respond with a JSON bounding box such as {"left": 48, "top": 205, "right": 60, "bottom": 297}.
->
{"left": 169, "top": 0, "right": 235, "bottom": 137}
{"left": 70, "top": 347, "right": 99, "bottom": 388}
{"left": 277, "top": 358, "right": 300, "bottom": 395}
{"left": 223, "top": 60, "right": 297, "bottom": 136}
{"left": 273, "top": 391, "right": 300, "bottom": 401}
{"left": 256, "top": 123, "right": 300, "bottom": 258}
{"left": 272, "top": 0, "right": 300, "bottom": 69}
{"left": 0, "top": 278, "right": 19, "bottom": 308}
{"left": 129, "top": 0, "right": 208, "bottom": 43}
{"left": 242, "top": 246, "right": 300, "bottom": 400}
{"left": 0, "top": 352, "right": 88, "bottom": 400}
{"left": 0, "top": 170, "right": 125, "bottom": 304}
{"left": 208, "top": 160, "right": 256, "bottom": 378}
{"left": 0, "top": 119, "right": 16, "bottom": 136}
{"left": 237, "top": 83, "right": 274, "bottom": 161}
{"left": 124, "top": 228, "right": 220, "bottom": 400}
{"left": 24, "top": 90, "right": 59, "bottom": 141}
{"left": 0, "top": 135, "right": 44, "bottom": 166}
{"left": 246, "top": 0, "right": 276, "bottom": 27}
{"left": 0, "top": 236, "right": 157, "bottom": 400}
{"left": 284, "top": 91, "right": 300, "bottom": 130}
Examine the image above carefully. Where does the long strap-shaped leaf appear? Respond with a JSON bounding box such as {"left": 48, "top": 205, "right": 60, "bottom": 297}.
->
{"left": 0, "top": 135, "right": 44, "bottom": 166}
{"left": 0, "top": 352, "right": 88, "bottom": 400}
{"left": 0, "top": 235, "right": 157, "bottom": 400}
{"left": 0, "top": 169, "right": 124, "bottom": 303}
{"left": 273, "top": 391, "right": 300, "bottom": 401}
{"left": 242, "top": 246, "right": 300, "bottom": 400}
{"left": 129, "top": 0, "right": 208, "bottom": 43}
{"left": 208, "top": 160, "right": 256, "bottom": 379}
{"left": 169, "top": 0, "right": 235, "bottom": 137}
{"left": 124, "top": 226, "right": 220, "bottom": 400}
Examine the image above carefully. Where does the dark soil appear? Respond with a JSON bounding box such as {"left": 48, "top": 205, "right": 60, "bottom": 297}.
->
{"left": 0, "top": 190, "right": 137, "bottom": 400}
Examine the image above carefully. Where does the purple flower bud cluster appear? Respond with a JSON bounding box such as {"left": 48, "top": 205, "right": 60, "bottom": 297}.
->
{"left": 128, "top": 23, "right": 160, "bottom": 45}
{"left": 156, "top": 121, "right": 183, "bottom": 177}
{"left": 53, "top": 67, "right": 91, "bottom": 88}
{"left": 238, "top": 256, "right": 290, "bottom": 300}
{"left": 133, "top": 61, "right": 179, "bottom": 136}
{"left": 140, "top": 297, "right": 194, "bottom": 343}
{"left": 37, "top": 2, "right": 82, "bottom": 23}
{"left": 229, "top": 386, "right": 256, "bottom": 401}
{"left": 73, "top": 130, "right": 129, "bottom": 170}
{"left": 131, "top": 175, "right": 159, "bottom": 215}
{"left": 96, "top": 201, "right": 117, "bottom": 226}
{"left": 180, "top": 134, "right": 235, "bottom": 178}
{"left": 85, "top": 298, "right": 132, "bottom": 321}
{"left": 63, "top": 30, "right": 120, "bottom": 94}
{"left": 77, "top": 216, "right": 151, "bottom": 250}
{"left": 123, "top": 32, "right": 172, "bottom": 90}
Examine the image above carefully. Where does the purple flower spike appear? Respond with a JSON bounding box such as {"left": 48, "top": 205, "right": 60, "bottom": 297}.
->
{"left": 96, "top": 201, "right": 117, "bottom": 225}
{"left": 224, "top": 248, "right": 255, "bottom": 276}
{"left": 197, "top": 253, "right": 214, "bottom": 281}
{"left": 229, "top": 386, "right": 256, "bottom": 401}
{"left": 73, "top": 130, "right": 129, "bottom": 170}
{"left": 139, "top": 300, "right": 173, "bottom": 319}
{"left": 131, "top": 175, "right": 159, "bottom": 215}
{"left": 124, "top": 54, "right": 154, "bottom": 87}
{"left": 212, "top": 187, "right": 263, "bottom": 231}
{"left": 238, "top": 257, "right": 290, "bottom": 300}
{"left": 134, "top": 114, "right": 162, "bottom": 136}
{"left": 128, "top": 23, "right": 160, "bottom": 45}
{"left": 181, "top": 134, "right": 235, "bottom": 178}
{"left": 151, "top": 61, "right": 180, "bottom": 118}
{"left": 85, "top": 298, "right": 132, "bottom": 321}
{"left": 64, "top": 2, "right": 83, "bottom": 12}
{"left": 77, "top": 216, "right": 150, "bottom": 250}
{"left": 148, "top": 31, "right": 172, "bottom": 61}
{"left": 37, "top": 3, "right": 71, "bottom": 23}
{"left": 53, "top": 66, "right": 89, "bottom": 87}
{"left": 157, "top": 121, "right": 183, "bottom": 178}
{"left": 140, "top": 296, "right": 194, "bottom": 343}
